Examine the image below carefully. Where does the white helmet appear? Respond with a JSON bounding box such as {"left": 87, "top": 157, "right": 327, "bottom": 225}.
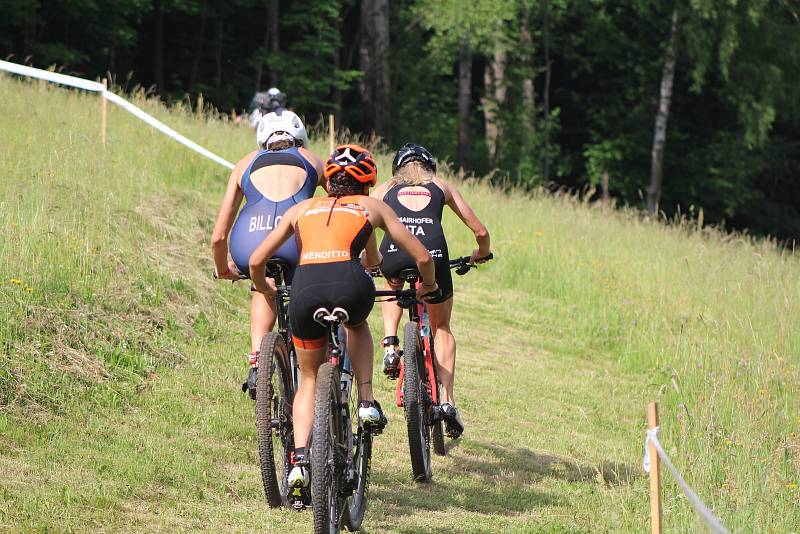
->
{"left": 256, "top": 109, "right": 308, "bottom": 149}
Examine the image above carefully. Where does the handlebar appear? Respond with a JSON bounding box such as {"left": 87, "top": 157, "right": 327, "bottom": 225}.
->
{"left": 212, "top": 270, "right": 291, "bottom": 295}
{"left": 449, "top": 252, "right": 493, "bottom": 276}
{"left": 374, "top": 287, "right": 426, "bottom": 309}
{"left": 370, "top": 252, "right": 494, "bottom": 279}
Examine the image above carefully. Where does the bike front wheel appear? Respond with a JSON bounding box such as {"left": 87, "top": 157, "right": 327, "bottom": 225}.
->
{"left": 311, "top": 362, "right": 345, "bottom": 534}
{"left": 402, "top": 321, "right": 432, "bottom": 482}
{"left": 255, "top": 332, "right": 294, "bottom": 507}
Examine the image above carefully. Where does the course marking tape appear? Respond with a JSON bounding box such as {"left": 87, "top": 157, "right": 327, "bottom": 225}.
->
{"left": 644, "top": 427, "right": 731, "bottom": 534}
{"left": 0, "top": 60, "right": 234, "bottom": 170}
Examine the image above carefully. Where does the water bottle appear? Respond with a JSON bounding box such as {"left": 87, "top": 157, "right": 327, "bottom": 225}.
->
{"left": 420, "top": 308, "right": 431, "bottom": 339}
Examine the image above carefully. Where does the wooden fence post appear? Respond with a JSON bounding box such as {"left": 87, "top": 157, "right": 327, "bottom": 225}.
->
{"left": 328, "top": 113, "right": 335, "bottom": 152}
{"left": 648, "top": 401, "right": 663, "bottom": 534}
{"left": 101, "top": 78, "right": 108, "bottom": 147}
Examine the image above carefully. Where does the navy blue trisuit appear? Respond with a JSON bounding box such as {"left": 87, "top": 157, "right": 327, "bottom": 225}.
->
{"left": 229, "top": 147, "right": 317, "bottom": 280}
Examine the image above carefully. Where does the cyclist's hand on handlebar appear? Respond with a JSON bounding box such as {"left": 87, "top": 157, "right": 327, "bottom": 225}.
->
{"left": 252, "top": 276, "right": 278, "bottom": 297}
{"left": 215, "top": 261, "right": 242, "bottom": 281}
{"left": 416, "top": 281, "right": 439, "bottom": 301}
{"left": 470, "top": 249, "right": 493, "bottom": 265}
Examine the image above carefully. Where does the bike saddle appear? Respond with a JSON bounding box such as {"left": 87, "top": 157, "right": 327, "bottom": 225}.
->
{"left": 396, "top": 268, "right": 420, "bottom": 281}
{"left": 313, "top": 307, "right": 350, "bottom": 325}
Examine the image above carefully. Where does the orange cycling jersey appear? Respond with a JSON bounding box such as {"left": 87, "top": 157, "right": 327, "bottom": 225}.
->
{"left": 295, "top": 195, "right": 372, "bottom": 265}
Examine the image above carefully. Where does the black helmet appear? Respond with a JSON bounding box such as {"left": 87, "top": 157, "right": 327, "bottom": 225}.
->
{"left": 392, "top": 143, "right": 436, "bottom": 175}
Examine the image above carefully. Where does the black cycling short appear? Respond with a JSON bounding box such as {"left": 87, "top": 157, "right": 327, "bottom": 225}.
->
{"left": 381, "top": 255, "right": 453, "bottom": 305}
{"left": 289, "top": 261, "right": 376, "bottom": 349}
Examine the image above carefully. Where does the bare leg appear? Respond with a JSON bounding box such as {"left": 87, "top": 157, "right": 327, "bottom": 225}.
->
{"left": 250, "top": 291, "right": 277, "bottom": 352}
{"left": 344, "top": 321, "right": 376, "bottom": 402}
{"left": 380, "top": 279, "right": 404, "bottom": 340}
{"left": 428, "top": 298, "right": 456, "bottom": 405}
{"left": 292, "top": 346, "right": 327, "bottom": 449}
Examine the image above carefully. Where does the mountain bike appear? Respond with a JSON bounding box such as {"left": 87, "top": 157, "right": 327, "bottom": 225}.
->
{"left": 309, "top": 307, "right": 374, "bottom": 533}
{"left": 215, "top": 260, "right": 299, "bottom": 508}
{"left": 374, "top": 253, "right": 493, "bottom": 482}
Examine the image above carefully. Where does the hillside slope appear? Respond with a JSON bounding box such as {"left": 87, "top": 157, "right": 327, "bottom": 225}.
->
{"left": 1, "top": 76, "right": 798, "bottom": 533}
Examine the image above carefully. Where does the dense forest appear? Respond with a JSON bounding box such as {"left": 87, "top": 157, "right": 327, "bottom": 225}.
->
{"left": 2, "top": 1, "right": 799, "bottom": 239}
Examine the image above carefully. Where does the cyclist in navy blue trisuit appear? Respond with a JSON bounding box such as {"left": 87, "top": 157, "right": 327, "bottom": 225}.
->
{"left": 211, "top": 110, "right": 325, "bottom": 395}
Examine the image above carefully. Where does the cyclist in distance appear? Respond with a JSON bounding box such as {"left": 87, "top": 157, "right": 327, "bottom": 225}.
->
{"left": 247, "top": 87, "right": 288, "bottom": 128}
{"left": 372, "top": 143, "right": 491, "bottom": 439}
{"left": 210, "top": 110, "right": 325, "bottom": 396}
{"left": 248, "top": 144, "right": 438, "bottom": 492}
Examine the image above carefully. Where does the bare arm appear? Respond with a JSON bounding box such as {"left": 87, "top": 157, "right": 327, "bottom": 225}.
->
{"left": 210, "top": 152, "right": 254, "bottom": 276}
{"left": 370, "top": 180, "right": 391, "bottom": 200}
{"left": 360, "top": 231, "right": 382, "bottom": 269}
{"left": 248, "top": 201, "right": 306, "bottom": 294}
{"left": 300, "top": 147, "right": 328, "bottom": 191}
{"left": 438, "top": 178, "right": 492, "bottom": 261}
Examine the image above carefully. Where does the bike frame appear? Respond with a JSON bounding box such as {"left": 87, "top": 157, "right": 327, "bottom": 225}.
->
{"left": 394, "top": 281, "right": 440, "bottom": 411}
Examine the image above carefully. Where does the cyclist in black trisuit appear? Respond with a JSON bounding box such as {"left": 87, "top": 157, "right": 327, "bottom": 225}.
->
{"left": 372, "top": 143, "right": 492, "bottom": 439}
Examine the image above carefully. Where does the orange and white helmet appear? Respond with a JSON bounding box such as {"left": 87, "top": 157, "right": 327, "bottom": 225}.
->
{"left": 324, "top": 144, "right": 378, "bottom": 186}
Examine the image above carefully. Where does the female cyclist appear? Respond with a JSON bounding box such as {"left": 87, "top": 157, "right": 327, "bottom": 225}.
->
{"left": 210, "top": 110, "right": 325, "bottom": 396}
{"left": 372, "top": 143, "right": 492, "bottom": 439}
{"left": 248, "top": 144, "right": 438, "bottom": 495}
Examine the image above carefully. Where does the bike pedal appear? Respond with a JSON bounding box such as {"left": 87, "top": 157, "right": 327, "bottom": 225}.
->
{"left": 288, "top": 487, "right": 309, "bottom": 511}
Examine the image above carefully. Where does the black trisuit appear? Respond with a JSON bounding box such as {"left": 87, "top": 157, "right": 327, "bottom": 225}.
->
{"left": 379, "top": 182, "right": 452, "bottom": 303}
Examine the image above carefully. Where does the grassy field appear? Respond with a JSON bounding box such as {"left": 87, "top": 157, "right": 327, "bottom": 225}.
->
{"left": 1, "top": 75, "right": 798, "bottom": 533}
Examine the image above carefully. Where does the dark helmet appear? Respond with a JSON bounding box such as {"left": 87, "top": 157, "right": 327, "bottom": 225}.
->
{"left": 392, "top": 143, "right": 436, "bottom": 175}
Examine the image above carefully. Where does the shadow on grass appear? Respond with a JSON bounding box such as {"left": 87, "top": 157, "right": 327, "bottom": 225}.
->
{"left": 369, "top": 439, "right": 635, "bottom": 523}
{"left": 461, "top": 440, "right": 636, "bottom": 487}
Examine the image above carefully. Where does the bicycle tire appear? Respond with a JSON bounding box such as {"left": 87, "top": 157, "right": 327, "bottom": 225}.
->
{"left": 255, "top": 332, "right": 294, "bottom": 507}
{"left": 402, "top": 321, "right": 432, "bottom": 482}
{"left": 311, "top": 362, "right": 344, "bottom": 534}
{"left": 342, "top": 425, "right": 372, "bottom": 532}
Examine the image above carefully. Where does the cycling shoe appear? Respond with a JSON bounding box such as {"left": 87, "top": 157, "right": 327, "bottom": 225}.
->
{"left": 359, "top": 400, "right": 387, "bottom": 433}
{"left": 440, "top": 403, "right": 464, "bottom": 439}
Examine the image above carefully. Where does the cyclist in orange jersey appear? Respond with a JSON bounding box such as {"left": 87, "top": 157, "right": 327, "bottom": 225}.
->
{"left": 248, "top": 144, "right": 438, "bottom": 492}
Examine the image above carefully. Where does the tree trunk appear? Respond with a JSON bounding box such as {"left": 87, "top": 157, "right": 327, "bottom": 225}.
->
{"left": 214, "top": 17, "right": 223, "bottom": 88}
{"left": 543, "top": 1, "right": 552, "bottom": 182}
{"left": 373, "top": 0, "right": 391, "bottom": 142}
{"left": 520, "top": 15, "right": 536, "bottom": 141}
{"left": 189, "top": 12, "right": 207, "bottom": 92}
{"left": 647, "top": 8, "right": 679, "bottom": 214}
{"left": 333, "top": 15, "right": 342, "bottom": 122}
{"left": 482, "top": 32, "right": 506, "bottom": 161}
{"left": 359, "top": 1, "right": 376, "bottom": 134}
{"left": 153, "top": 3, "right": 164, "bottom": 92}
{"left": 457, "top": 38, "right": 472, "bottom": 172}
{"left": 253, "top": 7, "right": 268, "bottom": 93}
{"left": 269, "top": 0, "right": 279, "bottom": 86}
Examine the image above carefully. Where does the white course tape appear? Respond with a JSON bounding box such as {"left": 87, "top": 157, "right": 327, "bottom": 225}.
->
{"left": 0, "top": 59, "right": 105, "bottom": 92}
{"left": 644, "top": 427, "right": 731, "bottom": 534}
{"left": 0, "top": 60, "right": 234, "bottom": 170}
{"left": 103, "top": 92, "right": 234, "bottom": 170}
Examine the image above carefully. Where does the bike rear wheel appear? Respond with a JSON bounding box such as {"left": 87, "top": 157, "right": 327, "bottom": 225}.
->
{"left": 311, "top": 362, "right": 345, "bottom": 534}
{"left": 255, "top": 332, "right": 294, "bottom": 507}
{"left": 402, "top": 321, "right": 432, "bottom": 482}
